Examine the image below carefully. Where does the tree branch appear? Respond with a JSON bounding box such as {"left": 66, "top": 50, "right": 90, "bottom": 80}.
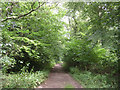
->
{"left": 1, "top": 2, "right": 45, "bottom": 22}
{"left": 49, "top": 3, "right": 59, "bottom": 9}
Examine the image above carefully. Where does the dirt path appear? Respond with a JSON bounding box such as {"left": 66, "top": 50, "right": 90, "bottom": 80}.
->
{"left": 37, "top": 64, "right": 82, "bottom": 88}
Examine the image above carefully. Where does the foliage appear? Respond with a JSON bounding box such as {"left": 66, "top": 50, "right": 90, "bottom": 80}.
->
{"left": 1, "top": 2, "right": 65, "bottom": 72}
{"left": 65, "top": 2, "right": 119, "bottom": 47}
{"left": 70, "top": 67, "right": 118, "bottom": 88}
{"left": 0, "top": 2, "right": 119, "bottom": 88}
{"left": 1, "top": 55, "right": 16, "bottom": 73}
{"left": 0, "top": 71, "right": 2, "bottom": 90}
{"left": 63, "top": 38, "right": 118, "bottom": 74}
{"left": 63, "top": 2, "right": 119, "bottom": 75}
{"left": 63, "top": 39, "right": 97, "bottom": 70}
{"left": 2, "top": 70, "right": 49, "bottom": 88}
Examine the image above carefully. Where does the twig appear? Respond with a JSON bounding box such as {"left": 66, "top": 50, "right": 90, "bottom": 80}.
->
{"left": 1, "top": 2, "right": 45, "bottom": 22}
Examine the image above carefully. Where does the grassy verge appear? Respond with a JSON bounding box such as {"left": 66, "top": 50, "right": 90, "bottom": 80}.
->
{"left": 2, "top": 70, "right": 49, "bottom": 88}
{"left": 70, "top": 67, "right": 118, "bottom": 88}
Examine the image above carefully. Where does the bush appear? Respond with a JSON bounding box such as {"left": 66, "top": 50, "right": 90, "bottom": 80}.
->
{"left": 63, "top": 39, "right": 118, "bottom": 74}
{"left": 2, "top": 70, "right": 49, "bottom": 88}
{"left": 1, "top": 36, "right": 55, "bottom": 72}
{"left": 1, "top": 56, "right": 16, "bottom": 73}
{"left": 70, "top": 67, "right": 118, "bottom": 88}
{"left": 63, "top": 39, "right": 99, "bottom": 71}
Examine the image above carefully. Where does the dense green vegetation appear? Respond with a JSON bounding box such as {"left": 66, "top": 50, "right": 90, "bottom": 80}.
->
{"left": 70, "top": 67, "right": 117, "bottom": 88}
{"left": 0, "top": 2, "right": 119, "bottom": 88}
{"left": 0, "top": 2, "right": 65, "bottom": 88}
{"left": 1, "top": 2, "right": 65, "bottom": 72}
{"left": 62, "top": 2, "right": 119, "bottom": 88}
{"left": 2, "top": 70, "right": 48, "bottom": 88}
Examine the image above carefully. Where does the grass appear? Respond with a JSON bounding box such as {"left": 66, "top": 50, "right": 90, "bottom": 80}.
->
{"left": 64, "top": 84, "right": 75, "bottom": 88}
{"left": 70, "top": 67, "right": 118, "bottom": 88}
{"left": 64, "top": 84, "right": 75, "bottom": 90}
{"left": 2, "top": 70, "right": 49, "bottom": 88}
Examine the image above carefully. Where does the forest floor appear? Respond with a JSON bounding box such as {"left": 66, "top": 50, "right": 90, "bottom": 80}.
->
{"left": 37, "top": 64, "right": 82, "bottom": 88}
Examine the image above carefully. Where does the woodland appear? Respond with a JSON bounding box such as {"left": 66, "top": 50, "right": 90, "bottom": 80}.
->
{"left": 0, "top": 2, "right": 120, "bottom": 88}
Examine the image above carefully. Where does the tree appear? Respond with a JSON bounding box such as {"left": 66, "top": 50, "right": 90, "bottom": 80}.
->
{"left": 63, "top": 2, "right": 119, "bottom": 73}
{"left": 1, "top": 2, "right": 66, "bottom": 72}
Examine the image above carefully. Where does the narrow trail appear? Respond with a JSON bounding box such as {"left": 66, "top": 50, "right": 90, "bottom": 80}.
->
{"left": 37, "top": 64, "right": 82, "bottom": 88}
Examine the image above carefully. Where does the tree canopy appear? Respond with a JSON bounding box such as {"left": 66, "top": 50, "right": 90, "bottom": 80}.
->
{"left": 0, "top": 2, "right": 119, "bottom": 88}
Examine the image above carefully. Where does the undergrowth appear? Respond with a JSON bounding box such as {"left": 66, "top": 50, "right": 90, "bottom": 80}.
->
{"left": 70, "top": 67, "right": 118, "bottom": 88}
{"left": 2, "top": 70, "right": 49, "bottom": 88}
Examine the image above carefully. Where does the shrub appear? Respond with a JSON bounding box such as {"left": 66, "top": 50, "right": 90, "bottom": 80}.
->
{"left": 63, "top": 39, "right": 118, "bottom": 74}
{"left": 2, "top": 70, "right": 49, "bottom": 88}
{"left": 1, "top": 56, "right": 16, "bottom": 73}
{"left": 63, "top": 39, "right": 99, "bottom": 71}
{"left": 70, "top": 67, "right": 118, "bottom": 88}
{"left": 1, "top": 36, "right": 55, "bottom": 72}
